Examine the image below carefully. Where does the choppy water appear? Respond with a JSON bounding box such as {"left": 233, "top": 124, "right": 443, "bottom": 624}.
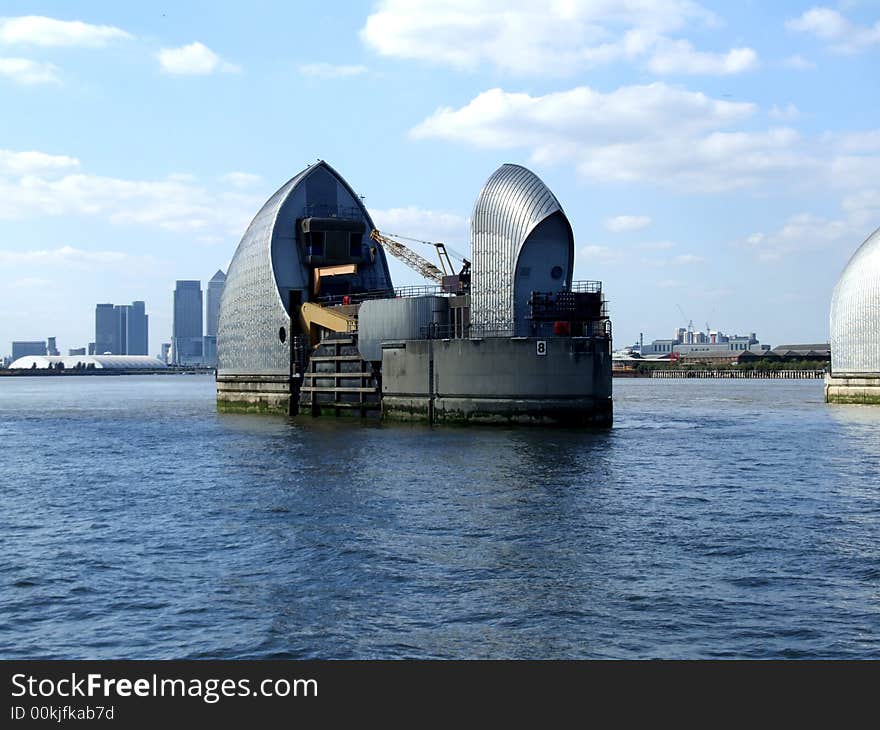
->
{"left": 0, "top": 375, "right": 878, "bottom": 659}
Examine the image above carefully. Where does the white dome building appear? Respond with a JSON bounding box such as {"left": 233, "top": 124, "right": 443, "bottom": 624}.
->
{"left": 826, "top": 226, "right": 880, "bottom": 403}
{"left": 9, "top": 355, "right": 166, "bottom": 370}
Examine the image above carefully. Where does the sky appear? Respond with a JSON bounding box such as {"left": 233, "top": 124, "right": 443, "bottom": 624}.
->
{"left": 1, "top": 0, "right": 879, "bottom": 357}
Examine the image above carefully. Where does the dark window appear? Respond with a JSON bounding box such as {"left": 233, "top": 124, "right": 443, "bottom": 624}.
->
{"left": 309, "top": 232, "right": 324, "bottom": 257}
{"left": 551, "top": 265, "right": 564, "bottom": 280}
{"left": 278, "top": 327, "right": 287, "bottom": 343}
{"left": 349, "top": 233, "right": 362, "bottom": 257}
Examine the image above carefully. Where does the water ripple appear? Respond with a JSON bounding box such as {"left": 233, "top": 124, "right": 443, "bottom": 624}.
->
{"left": 0, "top": 375, "right": 878, "bottom": 658}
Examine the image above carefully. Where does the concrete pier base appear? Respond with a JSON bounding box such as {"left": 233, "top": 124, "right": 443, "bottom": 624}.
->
{"left": 382, "top": 395, "right": 612, "bottom": 425}
{"left": 380, "top": 336, "right": 612, "bottom": 426}
{"left": 216, "top": 374, "right": 292, "bottom": 414}
{"left": 824, "top": 373, "right": 880, "bottom": 404}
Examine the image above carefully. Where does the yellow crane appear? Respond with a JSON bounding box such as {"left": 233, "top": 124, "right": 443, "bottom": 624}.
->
{"left": 369, "top": 229, "right": 470, "bottom": 287}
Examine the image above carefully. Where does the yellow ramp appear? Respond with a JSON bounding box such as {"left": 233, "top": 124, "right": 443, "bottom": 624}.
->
{"left": 300, "top": 301, "right": 357, "bottom": 341}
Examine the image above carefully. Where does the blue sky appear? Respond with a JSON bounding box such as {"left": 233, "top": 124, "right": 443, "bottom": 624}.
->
{"left": 1, "top": 0, "right": 879, "bottom": 356}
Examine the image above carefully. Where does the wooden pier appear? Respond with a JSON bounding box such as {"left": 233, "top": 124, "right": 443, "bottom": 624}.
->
{"left": 650, "top": 369, "right": 826, "bottom": 379}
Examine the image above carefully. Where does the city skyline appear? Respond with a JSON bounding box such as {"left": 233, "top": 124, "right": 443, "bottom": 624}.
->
{"left": 1, "top": 2, "right": 879, "bottom": 354}
{"left": 3, "top": 270, "right": 221, "bottom": 361}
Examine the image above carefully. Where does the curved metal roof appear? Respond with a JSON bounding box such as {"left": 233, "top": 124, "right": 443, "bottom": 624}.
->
{"left": 830, "top": 225, "right": 880, "bottom": 374}
{"left": 217, "top": 161, "right": 392, "bottom": 376}
{"left": 8, "top": 356, "right": 167, "bottom": 370}
{"left": 469, "top": 164, "right": 571, "bottom": 334}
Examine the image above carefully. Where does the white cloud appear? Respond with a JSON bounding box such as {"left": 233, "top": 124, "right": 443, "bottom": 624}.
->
{"left": 841, "top": 188, "right": 880, "bottom": 227}
{"left": 412, "top": 83, "right": 880, "bottom": 194}
{"left": 412, "top": 83, "right": 754, "bottom": 147}
{"left": 298, "top": 63, "right": 368, "bottom": 78}
{"left": 157, "top": 42, "right": 240, "bottom": 75}
{"left": 8, "top": 276, "right": 52, "bottom": 289}
{"left": 604, "top": 214, "right": 651, "bottom": 232}
{"left": 782, "top": 54, "right": 815, "bottom": 70}
{"left": 647, "top": 39, "right": 758, "bottom": 75}
{"left": 637, "top": 240, "right": 676, "bottom": 250}
{"left": 674, "top": 253, "right": 704, "bottom": 264}
{"left": 0, "top": 149, "right": 79, "bottom": 175}
{"left": 836, "top": 130, "right": 880, "bottom": 153}
{"left": 787, "top": 7, "right": 880, "bottom": 53}
{"left": 0, "top": 245, "right": 133, "bottom": 267}
{"left": 743, "top": 216, "right": 851, "bottom": 261}
{"left": 769, "top": 103, "right": 800, "bottom": 121}
{"left": 361, "top": 0, "right": 749, "bottom": 76}
{"left": 580, "top": 244, "right": 622, "bottom": 263}
{"left": 221, "top": 171, "right": 262, "bottom": 188}
{"left": 742, "top": 188, "right": 880, "bottom": 262}
{"left": 0, "top": 57, "right": 59, "bottom": 84}
{"left": 0, "top": 153, "right": 263, "bottom": 240}
{"left": 370, "top": 205, "right": 468, "bottom": 243}
{"left": 0, "top": 15, "right": 132, "bottom": 47}
{"left": 410, "top": 83, "right": 821, "bottom": 191}
{"left": 829, "top": 153, "right": 880, "bottom": 189}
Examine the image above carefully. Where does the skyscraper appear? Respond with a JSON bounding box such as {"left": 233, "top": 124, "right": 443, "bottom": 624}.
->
{"left": 206, "top": 270, "right": 226, "bottom": 338}
{"left": 173, "top": 280, "right": 203, "bottom": 365}
{"left": 125, "top": 301, "right": 149, "bottom": 356}
{"left": 203, "top": 270, "right": 226, "bottom": 367}
{"left": 95, "top": 303, "right": 116, "bottom": 355}
{"left": 95, "top": 301, "right": 149, "bottom": 355}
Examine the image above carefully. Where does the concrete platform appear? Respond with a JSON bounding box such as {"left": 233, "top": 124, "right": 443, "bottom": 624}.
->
{"left": 825, "top": 373, "right": 880, "bottom": 404}
{"left": 216, "top": 374, "right": 293, "bottom": 414}
{"left": 380, "top": 336, "right": 612, "bottom": 426}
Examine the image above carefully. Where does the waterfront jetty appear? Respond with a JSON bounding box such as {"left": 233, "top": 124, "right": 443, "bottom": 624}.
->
{"left": 652, "top": 369, "right": 826, "bottom": 379}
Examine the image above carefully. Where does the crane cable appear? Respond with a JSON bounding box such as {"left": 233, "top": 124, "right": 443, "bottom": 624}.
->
{"left": 382, "top": 232, "right": 470, "bottom": 264}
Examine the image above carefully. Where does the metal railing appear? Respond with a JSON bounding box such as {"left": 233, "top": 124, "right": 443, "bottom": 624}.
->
{"left": 570, "top": 280, "right": 602, "bottom": 293}
{"left": 316, "top": 284, "right": 450, "bottom": 306}
{"left": 418, "top": 322, "right": 612, "bottom": 340}
{"left": 303, "top": 203, "right": 362, "bottom": 219}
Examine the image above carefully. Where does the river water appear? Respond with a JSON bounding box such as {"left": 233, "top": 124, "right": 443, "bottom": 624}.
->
{"left": 0, "top": 375, "right": 877, "bottom": 658}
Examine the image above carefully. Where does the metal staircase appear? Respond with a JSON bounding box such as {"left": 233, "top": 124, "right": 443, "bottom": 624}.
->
{"left": 298, "top": 334, "right": 381, "bottom": 417}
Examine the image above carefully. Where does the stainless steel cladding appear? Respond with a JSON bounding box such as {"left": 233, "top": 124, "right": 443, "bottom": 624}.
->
{"left": 357, "top": 296, "right": 450, "bottom": 362}
{"left": 217, "top": 161, "right": 392, "bottom": 376}
{"left": 470, "top": 164, "right": 574, "bottom": 336}
{"left": 830, "top": 226, "right": 880, "bottom": 374}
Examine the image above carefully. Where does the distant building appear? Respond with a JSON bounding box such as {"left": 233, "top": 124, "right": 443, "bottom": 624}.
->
{"left": 202, "top": 336, "right": 217, "bottom": 369}
{"left": 159, "top": 342, "right": 171, "bottom": 364}
{"left": 95, "top": 303, "right": 116, "bottom": 354}
{"left": 635, "top": 328, "right": 766, "bottom": 358}
{"left": 68, "top": 347, "right": 86, "bottom": 356}
{"left": 204, "top": 270, "right": 226, "bottom": 367}
{"left": 47, "top": 337, "right": 60, "bottom": 356}
{"left": 88, "top": 342, "right": 96, "bottom": 355}
{"left": 95, "top": 301, "right": 149, "bottom": 355}
{"left": 173, "top": 280, "right": 203, "bottom": 365}
{"left": 9, "top": 355, "right": 166, "bottom": 370}
{"left": 640, "top": 338, "right": 677, "bottom": 355}
{"left": 206, "top": 270, "right": 225, "bottom": 338}
{"left": 123, "top": 301, "right": 149, "bottom": 356}
{"left": 769, "top": 344, "right": 830, "bottom": 361}
{"left": 12, "top": 341, "right": 46, "bottom": 360}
